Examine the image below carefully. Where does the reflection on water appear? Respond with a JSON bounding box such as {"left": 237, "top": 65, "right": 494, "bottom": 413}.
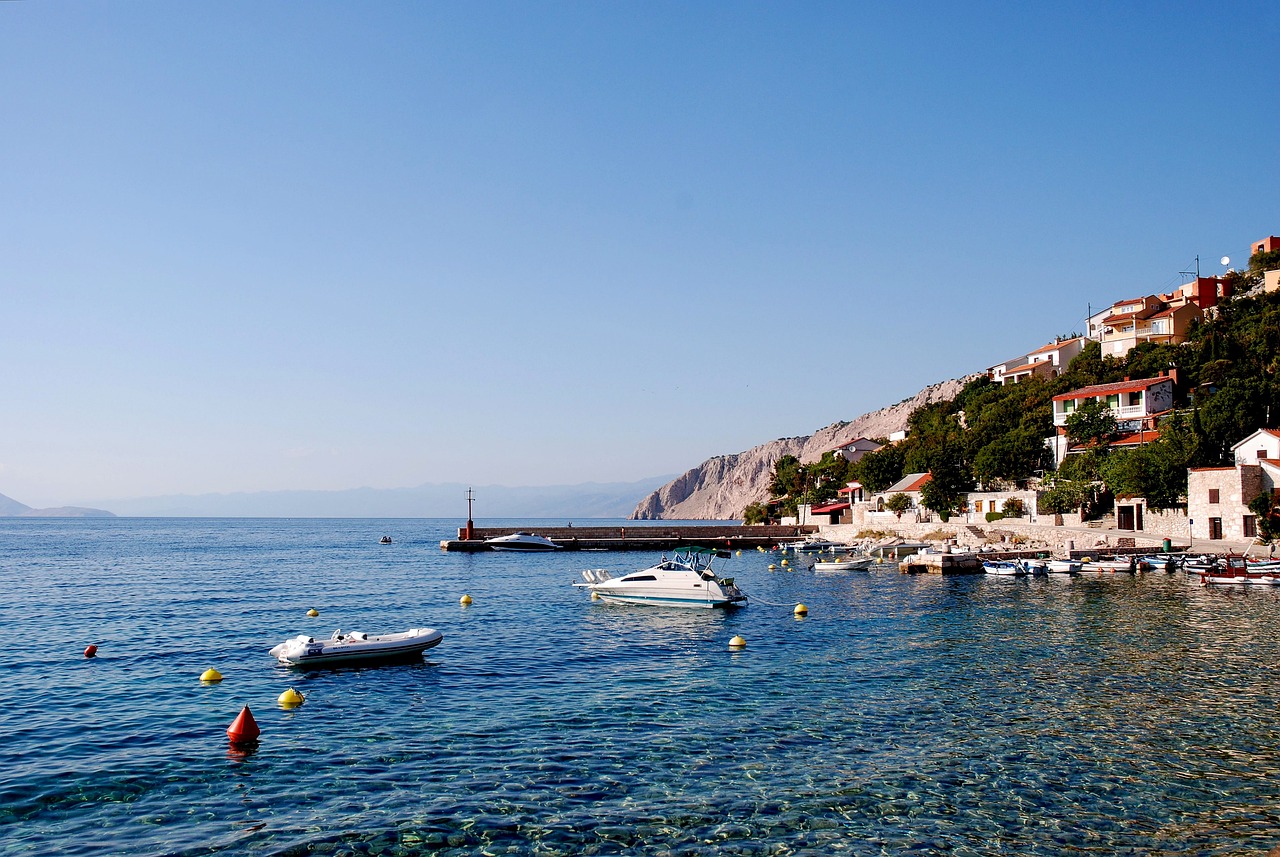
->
{"left": 4, "top": 519, "right": 1280, "bottom": 856}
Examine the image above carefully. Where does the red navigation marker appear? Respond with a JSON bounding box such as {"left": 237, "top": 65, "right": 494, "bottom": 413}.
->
{"left": 84, "top": 645, "right": 98, "bottom": 658}
{"left": 226, "top": 705, "right": 261, "bottom": 745}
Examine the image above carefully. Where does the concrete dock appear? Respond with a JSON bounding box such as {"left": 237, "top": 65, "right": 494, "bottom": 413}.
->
{"left": 440, "top": 525, "right": 816, "bottom": 552}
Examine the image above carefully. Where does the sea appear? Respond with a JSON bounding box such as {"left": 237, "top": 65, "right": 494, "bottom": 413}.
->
{"left": 4, "top": 517, "right": 1280, "bottom": 857}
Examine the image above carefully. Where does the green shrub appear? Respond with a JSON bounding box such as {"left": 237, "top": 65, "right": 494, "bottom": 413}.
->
{"left": 985, "top": 511, "right": 1006, "bottom": 522}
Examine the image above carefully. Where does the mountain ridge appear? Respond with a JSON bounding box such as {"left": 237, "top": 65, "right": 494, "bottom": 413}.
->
{"left": 631, "top": 376, "right": 977, "bottom": 520}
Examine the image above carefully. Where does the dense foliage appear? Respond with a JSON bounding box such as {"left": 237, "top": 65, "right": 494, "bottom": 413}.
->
{"left": 751, "top": 269, "right": 1280, "bottom": 521}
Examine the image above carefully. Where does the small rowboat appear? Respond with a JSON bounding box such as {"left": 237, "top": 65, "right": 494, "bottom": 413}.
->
{"left": 813, "top": 555, "right": 874, "bottom": 571}
{"left": 983, "top": 560, "right": 1027, "bottom": 576}
{"left": 270, "top": 627, "right": 443, "bottom": 667}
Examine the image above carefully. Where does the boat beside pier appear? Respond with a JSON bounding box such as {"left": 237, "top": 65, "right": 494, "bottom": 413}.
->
{"left": 440, "top": 525, "right": 816, "bottom": 552}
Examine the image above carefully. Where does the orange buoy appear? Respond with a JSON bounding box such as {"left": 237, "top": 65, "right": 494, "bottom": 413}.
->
{"left": 227, "top": 705, "right": 261, "bottom": 745}
{"left": 84, "top": 644, "right": 98, "bottom": 658}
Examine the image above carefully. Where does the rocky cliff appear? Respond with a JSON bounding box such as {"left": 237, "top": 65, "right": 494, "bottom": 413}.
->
{"left": 631, "top": 376, "right": 977, "bottom": 520}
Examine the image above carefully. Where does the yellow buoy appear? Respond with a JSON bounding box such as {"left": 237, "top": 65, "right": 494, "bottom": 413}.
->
{"left": 794, "top": 603, "right": 809, "bottom": 616}
{"left": 768, "top": 564, "right": 777, "bottom": 570}
{"left": 278, "top": 687, "right": 304, "bottom": 708}
{"left": 306, "top": 608, "right": 319, "bottom": 617}
{"left": 460, "top": 594, "right": 473, "bottom": 606}
{"left": 780, "top": 559, "right": 789, "bottom": 566}
{"left": 729, "top": 635, "right": 747, "bottom": 648}
{"left": 200, "top": 668, "right": 223, "bottom": 683}
{"left": 590, "top": 591, "right": 600, "bottom": 600}
{"left": 736, "top": 550, "right": 742, "bottom": 556}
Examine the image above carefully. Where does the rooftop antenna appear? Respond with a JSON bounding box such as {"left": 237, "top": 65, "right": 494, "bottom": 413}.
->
{"left": 1178, "top": 255, "right": 1200, "bottom": 283}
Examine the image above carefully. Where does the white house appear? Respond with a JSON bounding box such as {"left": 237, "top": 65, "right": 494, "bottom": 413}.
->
{"left": 1051, "top": 375, "right": 1175, "bottom": 428}
{"left": 987, "top": 337, "right": 1087, "bottom": 386}
{"left": 1233, "top": 429, "right": 1280, "bottom": 465}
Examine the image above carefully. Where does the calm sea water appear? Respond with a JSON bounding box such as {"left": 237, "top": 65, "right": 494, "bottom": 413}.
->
{"left": 3, "top": 518, "right": 1280, "bottom": 856}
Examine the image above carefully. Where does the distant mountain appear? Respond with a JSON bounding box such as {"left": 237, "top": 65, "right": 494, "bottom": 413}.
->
{"left": 632, "top": 377, "right": 976, "bottom": 520}
{"left": 89, "top": 477, "right": 675, "bottom": 518}
{"left": 0, "top": 492, "right": 115, "bottom": 517}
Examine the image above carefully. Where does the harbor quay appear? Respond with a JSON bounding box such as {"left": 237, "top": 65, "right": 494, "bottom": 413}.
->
{"left": 440, "top": 524, "right": 816, "bottom": 552}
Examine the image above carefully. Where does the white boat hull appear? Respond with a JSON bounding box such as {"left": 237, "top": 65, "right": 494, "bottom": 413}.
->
{"left": 576, "top": 550, "right": 746, "bottom": 609}
{"left": 813, "top": 557, "right": 874, "bottom": 571}
{"left": 484, "top": 532, "right": 561, "bottom": 551}
{"left": 270, "top": 628, "right": 443, "bottom": 666}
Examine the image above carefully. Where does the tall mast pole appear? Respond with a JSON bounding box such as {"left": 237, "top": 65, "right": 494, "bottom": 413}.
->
{"left": 465, "top": 487, "right": 475, "bottom": 541}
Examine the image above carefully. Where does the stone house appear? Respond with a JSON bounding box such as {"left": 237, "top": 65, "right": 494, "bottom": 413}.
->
{"left": 1185, "top": 428, "right": 1280, "bottom": 542}
{"left": 1186, "top": 466, "right": 1267, "bottom": 542}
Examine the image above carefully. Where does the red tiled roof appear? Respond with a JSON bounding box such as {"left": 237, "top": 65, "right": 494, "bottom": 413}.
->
{"left": 837, "top": 482, "right": 864, "bottom": 493}
{"left": 1189, "top": 467, "right": 1237, "bottom": 472}
{"left": 1103, "top": 311, "right": 1139, "bottom": 325}
{"left": 1111, "top": 430, "right": 1160, "bottom": 446}
{"left": 1052, "top": 376, "right": 1172, "bottom": 402}
{"left": 810, "top": 502, "right": 850, "bottom": 514}
{"left": 1028, "top": 340, "right": 1068, "bottom": 355}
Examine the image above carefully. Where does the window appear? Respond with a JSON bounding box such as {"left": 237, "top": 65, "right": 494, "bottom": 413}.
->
{"left": 1259, "top": 450, "right": 1269, "bottom": 460}
{"left": 974, "top": 500, "right": 984, "bottom": 513}
{"left": 1244, "top": 516, "right": 1257, "bottom": 538}
{"left": 1208, "top": 489, "right": 1220, "bottom": 504}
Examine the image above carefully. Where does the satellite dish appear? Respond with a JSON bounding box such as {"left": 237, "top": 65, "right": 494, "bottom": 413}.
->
{"left": 1220, "top": 256, "right": 1230, "bottom": 266}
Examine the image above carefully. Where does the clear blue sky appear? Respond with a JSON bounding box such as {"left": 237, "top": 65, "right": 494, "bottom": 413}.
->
{"left": 2, "top": 1, "right": 1277, "bottom": 508}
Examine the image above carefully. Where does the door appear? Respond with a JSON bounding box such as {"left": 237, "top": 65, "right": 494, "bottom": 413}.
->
{"left": 1209, "top": 517, "right": 1223, "bottom": 540}
{"left": 1117, "top": 506, "right": 1135, "bottom": 531}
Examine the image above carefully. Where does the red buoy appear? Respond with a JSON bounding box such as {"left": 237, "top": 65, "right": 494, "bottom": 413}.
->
{"left": 84, "top": 645, "right": 98, "bottom": 658}
{"left": 227, "top": 705, "right": 261, "bottom": 744}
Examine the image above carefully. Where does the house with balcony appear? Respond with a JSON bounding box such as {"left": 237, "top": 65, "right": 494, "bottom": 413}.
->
{"left": 986, "top": 337, "right": 1086, "bottom": 386}
{"left": 1085, "top": 296, "right": 1202, "bottom": 359}
{"left": 1047, "top": 374, "right": 1175, "bottom": 465}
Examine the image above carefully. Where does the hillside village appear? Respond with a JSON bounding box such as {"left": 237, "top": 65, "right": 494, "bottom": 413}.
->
{"left": 739, "top": 232, "right": 1280, "bottom": 554}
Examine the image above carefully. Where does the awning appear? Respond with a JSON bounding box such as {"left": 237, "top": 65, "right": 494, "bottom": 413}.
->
{"left": 810, "top": 502, "right": 850, "bottom": 514}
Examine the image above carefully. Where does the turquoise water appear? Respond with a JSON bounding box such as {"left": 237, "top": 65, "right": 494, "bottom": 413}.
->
{"left": 4, "top": 518, "right": 1280, "bottom": 856}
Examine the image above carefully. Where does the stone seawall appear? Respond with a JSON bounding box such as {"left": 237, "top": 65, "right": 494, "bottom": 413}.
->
{"left": 816, "top": 520, "right": 1179, "bottom": 554}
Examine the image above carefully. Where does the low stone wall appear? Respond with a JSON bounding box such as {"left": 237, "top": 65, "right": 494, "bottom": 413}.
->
{"left": 818, "top": 519, "right": 1175, "bottom": 554}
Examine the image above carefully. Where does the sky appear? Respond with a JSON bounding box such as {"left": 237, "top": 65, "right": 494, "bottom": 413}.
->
{"left": 2, "top": 1, "right": 1277, "bottom": 509}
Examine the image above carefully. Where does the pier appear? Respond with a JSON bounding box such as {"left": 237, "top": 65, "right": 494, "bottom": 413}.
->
{"left": 440, "top": 525, "right": 815, "bottom": 552}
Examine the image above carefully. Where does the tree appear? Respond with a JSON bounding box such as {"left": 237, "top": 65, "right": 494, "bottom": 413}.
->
{"left": 1250, "top": 493, "right": 1278, "bottom": 543}
{"left": 884, "top": 492, "right": 912, "bottom": 519}
{"left": 918, "top": 443, "right": 974, "bottom": 521}
{"left": 851, "top": 444, "right": 905, "bottom": 494}
{"left": 1065, "top": 399, "right": 1118, "bottom": 449}
{"left": 768, "top": 455, "right": 803, "bottom": 498}
{"left": 742, "top": 502, "right": 770, "bottom": 525}
{"left": 1038, "top": 480, "right": 1091, "bottom": 518}
{"left": 972, "top": 428, "right": 1049, "bottom": 486}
